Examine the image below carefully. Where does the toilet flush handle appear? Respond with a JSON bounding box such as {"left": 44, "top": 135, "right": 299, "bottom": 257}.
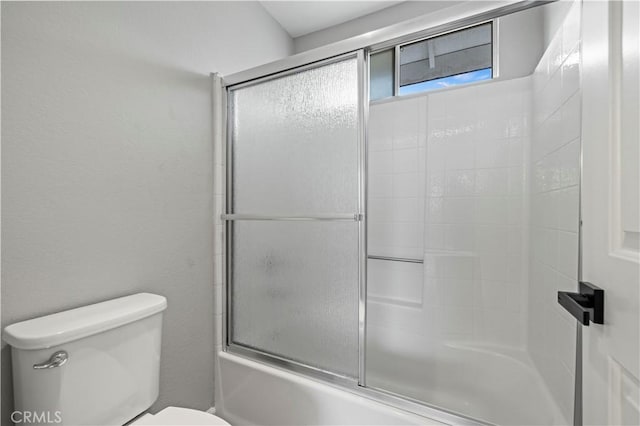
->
{"left": 33, "top": 350, "right": 68, "bottom": 369}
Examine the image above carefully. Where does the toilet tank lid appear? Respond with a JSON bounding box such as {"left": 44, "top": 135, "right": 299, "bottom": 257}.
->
{"left": 3, "top": 293, "right": 167, "bottom": 350}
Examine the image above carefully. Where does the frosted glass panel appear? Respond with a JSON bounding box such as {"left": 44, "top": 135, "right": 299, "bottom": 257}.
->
{"left": 370, "top": 49, "right": 394, "bottom": 101}
{"left": 229, "top": 56, "right": 361, "bottom": 377}
{"left": 231, "top": 221, "right": 359, "bottom": 376}
{"left": 231, "top": 58, "right": 359, "bottom": 215}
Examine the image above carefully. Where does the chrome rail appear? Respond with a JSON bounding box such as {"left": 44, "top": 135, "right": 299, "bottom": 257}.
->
{"left": 368, "top": 255, "right": 424, "bottom": 264}
{"left": 221, "top": 213, "right": 361, "bottom": 221}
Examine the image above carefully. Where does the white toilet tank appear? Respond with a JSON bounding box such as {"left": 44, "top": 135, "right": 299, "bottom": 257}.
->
{"left": 3, "top": 293, "right": 167, "bottom": 426}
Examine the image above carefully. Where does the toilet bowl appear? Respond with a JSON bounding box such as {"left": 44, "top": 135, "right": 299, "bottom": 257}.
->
{"left": 132, "top": 407, "right": 230, "bottom": 425}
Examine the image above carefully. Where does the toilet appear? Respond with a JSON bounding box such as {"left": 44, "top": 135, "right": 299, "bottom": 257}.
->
{"left": 3, "top": 293, "right": 230, "bottom": 426}
{"left": 132, "top": 407, "right": 230, "bottom": 425}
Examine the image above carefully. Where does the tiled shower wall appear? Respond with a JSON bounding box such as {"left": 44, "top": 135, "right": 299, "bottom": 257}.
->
{"left": 368, "top": 97, "right": 427, "bottom": 305}
{"left": 369, "top": 97, "right": 427, "bottom": 260}
{"left": 528, "top": 0, "right": 581, "bottom": 420}
{"left": 423, "top": 77, "right": 531, "bottom": 346}
{"left": 368, "top": 76, "right": 532, "bottom": 348}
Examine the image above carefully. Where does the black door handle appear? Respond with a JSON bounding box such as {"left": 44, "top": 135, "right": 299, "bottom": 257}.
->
{"left": 557, "top": 281, "right": 604, "bottom": 326}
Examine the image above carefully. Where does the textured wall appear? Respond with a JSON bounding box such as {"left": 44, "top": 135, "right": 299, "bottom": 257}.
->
{"left": 1, "top": 2, "right": 292, "bottom": 424}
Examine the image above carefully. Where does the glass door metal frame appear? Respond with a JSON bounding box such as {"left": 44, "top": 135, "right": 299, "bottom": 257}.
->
{"left": 222, "top": 50, "right": 368, "bottom": 387}
{"left": 217, "top": 2, "right": 558, "bottom": 425}
{"left": 220, "top": 48, "right": 485, "bottom": 426}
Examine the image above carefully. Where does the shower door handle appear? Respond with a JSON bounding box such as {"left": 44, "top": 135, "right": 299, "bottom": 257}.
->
{"left": 557, "top": 281, "right": 604, "bottom": 326}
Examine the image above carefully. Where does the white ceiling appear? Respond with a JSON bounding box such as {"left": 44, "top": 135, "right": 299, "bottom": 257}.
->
{"left": 260, "top": 1, "right": 403, "bottom": 38}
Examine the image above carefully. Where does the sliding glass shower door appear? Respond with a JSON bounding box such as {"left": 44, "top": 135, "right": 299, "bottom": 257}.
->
{"left": 225, "top": 53, "right": 365, "bottom": 378}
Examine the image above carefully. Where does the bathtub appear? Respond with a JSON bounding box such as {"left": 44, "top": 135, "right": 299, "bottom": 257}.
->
{"left": 366, "top": 332, "right": 568, "bottom": 425}
{"left": 215, "top": 342, "right": 567, "bottom": 426}
{"left": 215, "top": 351, "right": 444, "bottom": 426}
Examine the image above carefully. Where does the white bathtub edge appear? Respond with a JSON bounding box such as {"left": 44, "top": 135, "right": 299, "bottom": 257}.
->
{"left": 216, "top": 350, "right": 446, "bottom": 426}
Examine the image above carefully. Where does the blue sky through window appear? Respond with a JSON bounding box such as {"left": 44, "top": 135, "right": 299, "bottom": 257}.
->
{"left": 398, "top": 68, "right": 492, "bottom": 96}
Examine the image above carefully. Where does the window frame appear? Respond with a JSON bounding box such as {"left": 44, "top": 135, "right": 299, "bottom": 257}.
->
{"left": 370, "top": 18, "right": 499, "bottom": 102}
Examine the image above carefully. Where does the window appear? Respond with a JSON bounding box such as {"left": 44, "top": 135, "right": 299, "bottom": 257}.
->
{"left": 370, "top": 22, "right": 493, "bottom": 101}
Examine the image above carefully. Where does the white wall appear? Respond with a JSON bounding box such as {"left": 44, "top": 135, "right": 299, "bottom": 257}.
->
{"left": 528, "top": 0, "right": 582, "bottom": 422}
{"left": 496, "top": 6, "right": 545, "bottom": 80}
{"left": 542, "top": 0, "right": 574, "bottom": 48}
{"left": 0, "top": 2, "right": 292, "bottom": 424}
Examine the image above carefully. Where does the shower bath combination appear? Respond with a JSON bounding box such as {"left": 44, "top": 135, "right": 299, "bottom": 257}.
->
{"left": 213, "top": 1, "right": 638, "bottom": 425}
{"left": 215, "top": 2, "right": 577, "bottom": 425}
